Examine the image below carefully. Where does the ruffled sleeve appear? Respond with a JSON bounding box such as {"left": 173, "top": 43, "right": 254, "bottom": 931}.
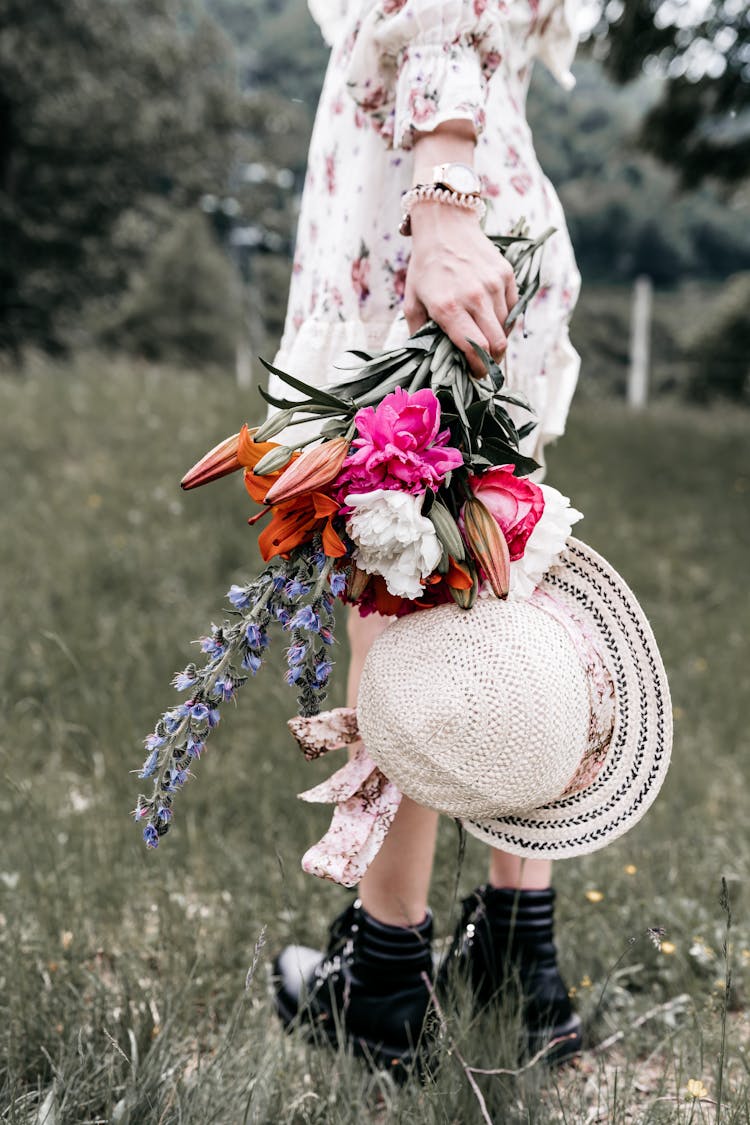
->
{"left": 345, "top": 0, "right": 509, "bottom": 150}
{"left": 535, "top": 0, "right": 579, "bottom": 90}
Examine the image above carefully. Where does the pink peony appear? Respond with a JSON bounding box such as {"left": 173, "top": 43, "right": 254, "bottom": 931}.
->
{"left": 336, "top": 388, "right": 463, "bottom": 497}
{"left": 468, "top": 465, "right": 545, "bottom": 561}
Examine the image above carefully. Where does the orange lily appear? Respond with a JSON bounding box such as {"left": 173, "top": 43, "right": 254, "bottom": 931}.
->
{"left": 461, "top": 496, "right": 510, "bottom": 599}
{"left": 241, "top": 438, "right": 346, "bottom": 561}
{"left": 264, "top": 437, "right": 349, "bottom": 506}
{"left": 257, "top": 490, "right": 347, "bottom": 561}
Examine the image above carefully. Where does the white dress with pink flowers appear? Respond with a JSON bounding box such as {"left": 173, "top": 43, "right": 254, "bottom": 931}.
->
{"left": 268, "top": 0, "right": 584, "bottom": 465}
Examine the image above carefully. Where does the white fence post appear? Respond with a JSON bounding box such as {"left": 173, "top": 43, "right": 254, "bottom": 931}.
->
{"left": 628, "top": 275, "right": 652, "bottom": 409}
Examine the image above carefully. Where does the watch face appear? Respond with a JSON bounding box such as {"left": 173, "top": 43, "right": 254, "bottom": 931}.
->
{"left": 442, "top": 163, "right": 480, "bottom": 194}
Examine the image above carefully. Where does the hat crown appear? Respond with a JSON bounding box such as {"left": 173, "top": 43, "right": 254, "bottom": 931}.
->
{"left": 357, "top": 598, "right": 591, "bottom": 819}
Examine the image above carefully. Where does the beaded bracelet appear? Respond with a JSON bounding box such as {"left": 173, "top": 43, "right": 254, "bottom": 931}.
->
{"left": 399, "top": 184, "right": 487, "bottom": 237}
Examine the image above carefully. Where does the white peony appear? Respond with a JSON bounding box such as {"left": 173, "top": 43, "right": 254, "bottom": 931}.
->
{"left": 507, "top": 483, "right": 583, "bottom": 600}
{"left": 345, "top": 489, "right": 442, "bottom": 600}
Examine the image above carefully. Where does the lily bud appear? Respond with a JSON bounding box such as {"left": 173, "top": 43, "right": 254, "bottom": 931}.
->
{"left": 347, "top": 565, "right": 371, "bottom": 602}
{"left": 428, "top": 500, "right": 465, "bottom": 561}
{"left": 253, "top": 445, "right": 296, "bottom": 477}
{"left": 181, "top": 431, "right": 242, "bottom": 490}
{"left": 462, "top": 496, "right": 510, "bottom": 599}
{"left": 252, "top": 409, "right": 295, "bottom": 443}
{"left": 264, "top": 437, "right": 349, "bottom": 505}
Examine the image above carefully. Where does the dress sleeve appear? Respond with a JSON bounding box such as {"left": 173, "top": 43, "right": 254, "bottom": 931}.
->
{"left": 345, "top": 0, "right": 509, "bottom": 150}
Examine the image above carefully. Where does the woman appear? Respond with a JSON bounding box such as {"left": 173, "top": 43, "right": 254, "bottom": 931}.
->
{"left": 271, "top": 0, "right": 585, "bottom": 1067}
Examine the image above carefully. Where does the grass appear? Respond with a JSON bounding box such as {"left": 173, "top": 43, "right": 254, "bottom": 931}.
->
{"left": 0, "top": 354, "right": 749, "bottom": 1123}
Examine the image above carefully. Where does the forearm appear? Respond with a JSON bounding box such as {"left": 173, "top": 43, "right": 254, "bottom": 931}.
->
{"left": 411, "top": 119, "right": 476, "bottom": 185}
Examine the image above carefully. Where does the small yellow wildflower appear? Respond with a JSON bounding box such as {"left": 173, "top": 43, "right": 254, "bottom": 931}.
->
{"left": 741, "top": 949, "right": 750, "bottom": 961}
{"left": 568, "top": 986, "right": 577, "bottom": 999}
{"left": 61, "top": 930, "right": 74, "bottom": 950}
{"left": 715, "top": 979, "right": 726, "bottom": 990}
{"left": 686, "top": 1079, "right": 708, "bottom": 1100}
{"left": 624, "top": 864, "right": 637, "bottom": 875}
{"left": 585, "top": 890, "right": 604, "bottom": 904}
{"left": 580, "top": 975, "right": 592, "bottom": 988}
{"left": 661, "top": 941, "right": 676, "bottom": 955}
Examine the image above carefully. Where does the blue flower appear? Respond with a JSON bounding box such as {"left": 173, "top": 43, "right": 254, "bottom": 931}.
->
{"left": 187, "top": 736, "right": 205, "bottom": 758}
{"left": 157, "top": 805, "right": 173, "bottom": 822}
{"left": 286, "top": 642, "right": 307, "bottom": 667}
{"left": 320, "top": 592, "right": 334, "bottom": 613}
{"left": 213, "top": 678, "right": 235, "bottom": 702}
{"left": 291, "top": 606, "right": 321, "bottom": 633}
{"left": 272, "top": 574, "right": 286, "bottom": 591}
{"left": 172, "top": 670, "right": 197, "bottom": 692}
{"left": 285, "top": 578, "right": 311, "bottom": 599}
{"left": 245, "top": 623, "right": 268, "bottom": 649}
{"left": 163, "top": 708, "right": 185, "bottom": 733}
{"left": 133, "top": 803, "right": 150, "bottom": 821}
{"left": 200, "top": 635, "right": 224, "bottom": 657}
{"left": 138, "top": 749, "right": 159, "bottom": 779}
{"left": 164, "top": 768, "right": 188, "bottom": 792}
{"left": 275, "top": 606, "right": 291, "bottom": 627}
{"left": 330, "top": 571, "right": 347, "bottom": 597}
{"left": 319, "top": 626, "right": 334, "bottom": 646}
{"left": 311, "top": 550, "right": 326, "bottom": 571}
{"left": 207, "top": 708, "right": 221, "bottom": 728}
{"left": 242, "top": 650, "right": 263, "bottom": 674}
{"left": 315, "top": 659, "right": 333, "bottom": 685}
{"left": 285, "top": 666, "right": 304, "bottom": 685}
{"left": 143, "top": 825, "right": 159, "bottom": 848}
{"left": 144, "top": 732, "right": 165, "bottom": 752}
{"left": 228, "top": 584, "right": 252, "bottom": 609}
{"left": 188, "top": 701, "right": 210, "bottom": 723}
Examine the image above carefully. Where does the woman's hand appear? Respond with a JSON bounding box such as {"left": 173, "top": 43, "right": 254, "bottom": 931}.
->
{"left": 404, "top": 201, "right": 518, "bottom": 377}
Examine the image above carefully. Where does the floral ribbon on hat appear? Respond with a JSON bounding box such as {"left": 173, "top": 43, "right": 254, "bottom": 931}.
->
{"left": 288, "top": 708, "right": 402, "bottom": 887}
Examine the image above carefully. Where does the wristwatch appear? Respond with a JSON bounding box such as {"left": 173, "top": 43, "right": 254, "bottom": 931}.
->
{"left": 424, "top": 162, "right": 482, "bottom": 196}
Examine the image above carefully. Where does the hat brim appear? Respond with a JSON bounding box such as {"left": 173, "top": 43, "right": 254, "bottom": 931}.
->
{"left": 462, "top": 537, "right": 672, "bottom": 858}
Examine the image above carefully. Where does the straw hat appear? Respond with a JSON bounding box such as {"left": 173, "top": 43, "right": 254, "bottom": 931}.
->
{"left": 356, "top": 537, "right": 672, "bottom": 858}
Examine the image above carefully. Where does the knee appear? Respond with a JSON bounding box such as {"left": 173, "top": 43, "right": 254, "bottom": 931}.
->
{"left": 347, "top": 607, "right": 392, "bottom": 663}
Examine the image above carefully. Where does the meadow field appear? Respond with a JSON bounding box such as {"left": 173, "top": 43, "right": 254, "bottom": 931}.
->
{"left": 1, "top": 357, "right": 749, "bottom": 1124}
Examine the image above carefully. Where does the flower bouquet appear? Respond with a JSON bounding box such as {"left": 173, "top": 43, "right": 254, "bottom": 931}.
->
{"left": 133, "top": 226, "right": 582, "bottom": 849}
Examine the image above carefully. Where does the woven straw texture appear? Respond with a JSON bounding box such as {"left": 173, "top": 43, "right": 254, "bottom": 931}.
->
{"left": 357, "top": 537, "right": 672, "bottom": 859}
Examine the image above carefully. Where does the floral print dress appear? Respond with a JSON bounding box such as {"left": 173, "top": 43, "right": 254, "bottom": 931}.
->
{"left": 269, "top": 0, "right": 584, "bottom": 466}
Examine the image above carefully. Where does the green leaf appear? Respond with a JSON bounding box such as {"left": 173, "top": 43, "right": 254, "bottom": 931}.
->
{"left": 259, "top": 358, "right": 352, "bottom": 411}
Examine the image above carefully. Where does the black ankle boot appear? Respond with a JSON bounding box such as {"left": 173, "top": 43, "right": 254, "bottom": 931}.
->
{"left": 442, "top": 886, "right": 582, "bottom": 1063}
{"left": 273, "top": 899, "right": 434, "bottom": 1070}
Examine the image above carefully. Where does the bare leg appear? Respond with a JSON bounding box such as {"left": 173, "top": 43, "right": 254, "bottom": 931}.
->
{"left": 489, "top": 852, "right": 552, "bottom": 890}
{"left": 346, "top": 608, "right": 439, "bottom": 928}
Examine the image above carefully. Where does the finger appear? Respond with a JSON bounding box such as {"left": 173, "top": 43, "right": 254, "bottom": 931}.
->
{"left": 430, "top": 305, "right": 491, "bottom": 377}
{"left": 504, "top": 270, "right": 520, "bottom": 331}
{"left": 471, "top": 300, "right": 507, "bottom": 364}
{"left": 404, "top": 292, "right": 429, "bottom": 336}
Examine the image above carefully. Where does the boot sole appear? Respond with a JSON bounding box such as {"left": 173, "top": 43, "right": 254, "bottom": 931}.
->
{"left": 527, "top": 1012, "right": 583, "bottom": 1065}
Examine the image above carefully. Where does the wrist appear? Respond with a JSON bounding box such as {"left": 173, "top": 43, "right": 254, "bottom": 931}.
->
{"left": 411, "top": 120, "right": 476, "bottom": 185}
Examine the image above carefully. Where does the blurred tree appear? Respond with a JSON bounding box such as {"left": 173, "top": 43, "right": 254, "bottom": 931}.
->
{"left": 596, "top": 0, "right": 750, "bottom": 186}
{"left": 99, "top": 210, "right": 243, "bottom": 366}
{"left": 0, "top": 0, "right": 239, "bottom": 355}
{"left": 529, "top": 59, "right": 750, "bottom": 281}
